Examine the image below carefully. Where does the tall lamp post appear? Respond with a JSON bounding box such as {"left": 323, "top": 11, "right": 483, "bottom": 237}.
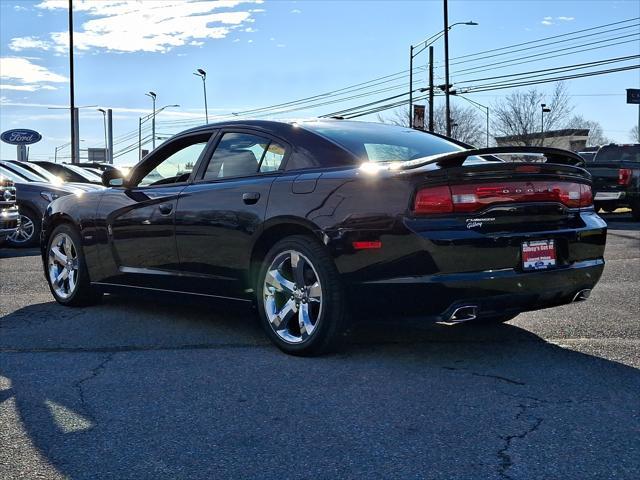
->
{"left": 449, "top": 90, "right": 490, "bottom": 147}
{"left": 145, "top": 91, "right": 157, "bottom": 149}
{"left": 138, "top": 104, "right": 179, "bottom": 160}
{"left": 540, "top": 103, "right": 551, "bottom": 146}
{"left": 193, "top": 68, "right": 208, "bottom": 124}
{"left": 97, "top": 108, "right": 108, "bottom": 160}
{"left": 409, "top": 19, "right": 477, "bottom": 128}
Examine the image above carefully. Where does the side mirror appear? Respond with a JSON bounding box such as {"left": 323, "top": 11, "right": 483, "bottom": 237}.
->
{"left": 101, "top": 169, "right": 126, "bottom": 188}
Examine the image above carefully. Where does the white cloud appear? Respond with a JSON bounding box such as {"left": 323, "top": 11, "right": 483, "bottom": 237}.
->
{"left": 0, "top": 84, "right": 57, "bottom": 92}
{"left": 276, "top": 44, "right": 285, "bottom": 48}
{"left": 541, "top": 20, "right": 553, "bottom": 26}
{"left": 14, "top": 5, "right": 28, "bottom": 11}
{"left": 0, "top": 57, "right": 68, "bottom": 84}
{"left": 290, "top": 9, "right": 301, "bottom": 14}
{"left": 557, "top": 16, "right": 575, "bottom": 21}
{"left": 9, "top": 36, "right": 52, "bottom": 51}
{"left": 11, "top": 0, "right": 263, "bottom": 54}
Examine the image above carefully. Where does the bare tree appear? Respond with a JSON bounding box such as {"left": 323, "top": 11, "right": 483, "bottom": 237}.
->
{"left": 492, "top": 82, "right": 573, "bottom": 146}
{"left": 630, "top": 125, "right": 640, "bottom": 143}
{"left": 377, "top": 103, "right": 485, "bottom": 146}
{"left": 564, "top": 114, "right": 611, "bottom": 146}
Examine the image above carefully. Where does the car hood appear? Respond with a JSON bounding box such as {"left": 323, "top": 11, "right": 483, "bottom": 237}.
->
{"left": 65, "top": 182, "right": 105, "bottom": 192}
{"left": 14, "top": 180, "right": 83, "bottom": 196}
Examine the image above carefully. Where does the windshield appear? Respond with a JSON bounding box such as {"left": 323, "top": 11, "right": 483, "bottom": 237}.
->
{"left": 594, "top": 145, "right": 640, "bottom": 163}
{"left": 301, "top": 121, "right": 467, "bottom": 163}
{"left": 14, "top": 161, "right": 64, "bottom": 184}
{"left": 0, "top": 162, "right": 44, "bottom": 182}
{"left": 63, "top": 164, "right": 103, "bottom": 182}
{"left": 0, "top": 166, "right": 27, "bottom": 182}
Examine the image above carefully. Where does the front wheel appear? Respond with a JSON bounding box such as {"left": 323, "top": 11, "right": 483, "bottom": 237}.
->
{"left": 6, "top": 208, "right": 39, "bottom": 247}
{"left": 256, "top": 235, "right": 347, "bottom": 356}
{"left": 45, "top": 224, "right": 102, "bottom": 306}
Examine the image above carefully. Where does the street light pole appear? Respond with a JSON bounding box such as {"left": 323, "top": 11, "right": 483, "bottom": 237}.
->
{"left": 146, "top": 91, "right": 157, "bottom": 149}
{"left": 193, "top": 69, "right": 208, "bottom": 124}
{"left": 541, "top": 103, "right": 551, "bottom": 146}
{"left": 68, "top": 0, "right": 78, "bottom": 164}
{"left": 443, "top": 0, "right": 451, "bottom": 137}
{"left": 97, "top": 108, "right": 107, "bottom": 160}
{"left": 138, "top": 104, "right": 179, "bottom": 159}
{"left": 449, "top": 90, "right": 490, "bottom": 147}
{"left": 408, "top": 16, "right": 477, "bottom": 132}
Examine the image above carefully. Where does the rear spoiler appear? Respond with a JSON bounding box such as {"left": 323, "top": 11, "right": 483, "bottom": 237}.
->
{"left": 399, "top": 146, "right": 586, "bottom": 170}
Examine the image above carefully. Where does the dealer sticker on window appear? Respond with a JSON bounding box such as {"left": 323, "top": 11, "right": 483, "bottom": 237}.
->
{"left": 522, "top": 239, "right": 556, "bottom": 271}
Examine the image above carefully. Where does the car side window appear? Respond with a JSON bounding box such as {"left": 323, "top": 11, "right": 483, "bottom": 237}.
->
{"left": 138, "top": 139, "right": 209, "bottom": 187}
{"left": 202, "top": 132, "right": 286, "bottom": 180}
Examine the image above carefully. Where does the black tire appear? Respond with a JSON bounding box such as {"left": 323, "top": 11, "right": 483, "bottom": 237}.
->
{"left": 6, "top": 206, "right": 40, "bottom": 248}
{"left": 45, "top": 223, "right": 102, "bottom": 307}
{"left": 256, "top": 235, "right": 347, "bottom": 356}
{"left": 631, "top": 201, "right": 640, "bottom": 222}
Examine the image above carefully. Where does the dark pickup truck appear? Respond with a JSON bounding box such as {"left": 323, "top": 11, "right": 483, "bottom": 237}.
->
{"left": 587, "top": 143, "right": 640, "bottom": 220}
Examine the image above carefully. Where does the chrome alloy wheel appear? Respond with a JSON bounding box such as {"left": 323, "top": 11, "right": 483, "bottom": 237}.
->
{"left": 263, "top": 250, "right": 323, "bottom": 344}
{"left": 8, "top": 214, "right": 34, "bottom": 244}
{"left": 47, "top": 232, "right": 79, "bottom": 299}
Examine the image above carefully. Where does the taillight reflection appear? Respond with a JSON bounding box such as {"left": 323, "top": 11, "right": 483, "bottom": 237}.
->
{"left": 618, "top": 168, "right": 632, "bottom": 186}
{"left": 413, "top": 181, "right": 593, "bottom": 214}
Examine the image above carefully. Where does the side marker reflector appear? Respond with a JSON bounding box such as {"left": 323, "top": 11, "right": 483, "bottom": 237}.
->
{"left": 352, "top": 241, "right": 382, "bottom": 250}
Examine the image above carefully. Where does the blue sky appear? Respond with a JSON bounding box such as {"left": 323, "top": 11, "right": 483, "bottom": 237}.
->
{"left": 1, "top": 0, "right": 639, "bottom": 164}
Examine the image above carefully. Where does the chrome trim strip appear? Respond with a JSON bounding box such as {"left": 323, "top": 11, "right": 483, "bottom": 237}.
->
{"left": 118, "top": 265, "right": 234, "bottom": 281}
{"left": 91, "top": 281, "right": 252, "bottom": 302}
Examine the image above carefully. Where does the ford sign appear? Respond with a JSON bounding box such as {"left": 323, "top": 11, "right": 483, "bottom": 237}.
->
{"left": 1, "top": 129, "right": 42, "bottom": 145}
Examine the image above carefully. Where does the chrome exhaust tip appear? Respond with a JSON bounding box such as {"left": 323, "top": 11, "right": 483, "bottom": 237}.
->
{"left": 573, "top": 289, "right": 591, "bottom": 302}
{"left": 448, "top": 305, "right": 478, "bottom": 323}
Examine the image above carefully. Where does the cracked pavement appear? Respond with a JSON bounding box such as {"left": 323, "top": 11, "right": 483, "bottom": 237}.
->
{"left": 1, "top": 212, "right": 639, "bottom": 479}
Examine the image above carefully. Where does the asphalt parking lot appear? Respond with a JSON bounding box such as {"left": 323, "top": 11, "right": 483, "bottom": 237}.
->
{"left": 1, "top": 212, "right": 638, "bottom": 480}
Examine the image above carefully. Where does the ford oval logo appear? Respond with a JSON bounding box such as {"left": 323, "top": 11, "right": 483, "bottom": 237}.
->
{"left": 1, "top": 129, "right": 42, "bottom": 145}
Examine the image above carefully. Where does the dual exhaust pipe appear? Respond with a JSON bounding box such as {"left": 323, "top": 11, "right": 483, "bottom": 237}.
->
{"left": 447, "top": 288, "right": 592, "bottom": 323}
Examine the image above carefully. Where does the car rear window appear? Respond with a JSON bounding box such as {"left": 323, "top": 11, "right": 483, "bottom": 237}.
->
{"left": 302, "top": 121, "right": 467, "bottom": 163}
{"left": 594, "top": 145, "right": 640, "bottom": 163}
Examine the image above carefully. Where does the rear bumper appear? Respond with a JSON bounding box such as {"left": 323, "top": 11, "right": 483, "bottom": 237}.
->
{"left": 593, "top": 189, "right": 639, "bottom": 206}
{"left": 349, "top": 259, "right": 604, "bottom": 320}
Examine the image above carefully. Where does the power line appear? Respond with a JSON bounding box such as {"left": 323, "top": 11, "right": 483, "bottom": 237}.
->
{"left": 330, "top": 64, "right": 640, "bottom": 119}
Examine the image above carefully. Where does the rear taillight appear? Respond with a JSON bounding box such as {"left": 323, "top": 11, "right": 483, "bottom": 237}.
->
{"left": 618, "top": 168, "right": 632, "bottom": 186}
{"left": 414, "top": 186, "right": 454, "bottom": 214}
{"left": 413, "top": 181, "right": 593, "bottom": 214}
{"left": 579, "top": 184, "right": 593, "bottom": 207}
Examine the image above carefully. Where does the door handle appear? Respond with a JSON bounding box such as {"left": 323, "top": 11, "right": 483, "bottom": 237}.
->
{"left": 158, "top": 203, "right": 173, "bottom": 215}
{"left": 242, "top": 192, "right": 260, "bottom": 205}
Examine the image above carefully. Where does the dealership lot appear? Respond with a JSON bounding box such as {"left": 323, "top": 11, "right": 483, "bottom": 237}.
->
{"left": 1, "top": 213, "right": 638, "bottom": 480}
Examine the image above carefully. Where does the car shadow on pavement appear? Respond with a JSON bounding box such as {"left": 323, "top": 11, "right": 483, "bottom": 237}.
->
{"left": 1, "top": 297, "right": 639, "bottom": 480}
{"left": 0, "top": 247, "right": 41, "bottom": 259}
{"left": 599, "top": 212, "right": 640, "bottom": 232}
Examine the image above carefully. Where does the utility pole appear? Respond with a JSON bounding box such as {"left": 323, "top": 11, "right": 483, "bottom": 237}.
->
{"left": 193, "top": 69, "right": 208, "bottom": 124}
{"left": 138, "top": 117, "right": 142, "bottom": 162}
{"left": 98, "top": 108, "right": 107, "bottom": 161}
{"left": 428, "top": 46, "right": 434, "bottom": 132}
{"left": 68, "top": 0, "right": 78, "bottom": 164}
{"left": 443, "top": 0, "right": 451, "bottom": 136}
{"left": 409, "top": 45, "right": 414, "bottom": 127}
{"left": 107, "top": 109, "right": 113, "bottom": 164}
{"left": 72, "top": 107, "right": 80, "bottom": 162}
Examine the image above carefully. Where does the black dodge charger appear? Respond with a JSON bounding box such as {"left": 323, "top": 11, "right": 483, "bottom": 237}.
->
{"left": 41, "top": 120, "right": 607, "bottom": 355}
